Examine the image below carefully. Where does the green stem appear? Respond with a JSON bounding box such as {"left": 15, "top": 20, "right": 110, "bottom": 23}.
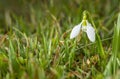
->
{"left": 84, "top": 11, "right": 106, "bottom": 59}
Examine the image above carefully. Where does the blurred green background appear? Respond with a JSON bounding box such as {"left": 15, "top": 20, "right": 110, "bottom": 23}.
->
{"left": 0, "top": 0, "right": 120, "bottom": 34}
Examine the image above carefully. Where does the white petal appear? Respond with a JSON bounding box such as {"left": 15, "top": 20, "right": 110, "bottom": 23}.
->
{"left": 70, "top": 23, "right": 81, "bottom": 39}
{"left": 86, "top": 23, "right": 95, "bottom": 42}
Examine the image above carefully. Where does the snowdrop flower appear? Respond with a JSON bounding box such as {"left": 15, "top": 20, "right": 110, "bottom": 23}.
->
{"left": 70, "top": 16, "right": 95, "bottom": 42}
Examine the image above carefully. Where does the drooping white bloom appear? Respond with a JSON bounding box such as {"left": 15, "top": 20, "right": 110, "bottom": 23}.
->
{"left": 70, "top": 20, "right": 95, "bottom": 42}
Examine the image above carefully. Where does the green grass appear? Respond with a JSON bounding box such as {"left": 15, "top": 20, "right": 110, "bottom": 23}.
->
{"left": 104, "top": 13, "right": 120, "bottom": 79}
{"left": 0, "top": 0, "right": 120, "bottom": 79}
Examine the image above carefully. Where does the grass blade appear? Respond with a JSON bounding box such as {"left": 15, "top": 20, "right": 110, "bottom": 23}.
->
{"left": 104, "top": 13, "right": 120, "bottom": 78}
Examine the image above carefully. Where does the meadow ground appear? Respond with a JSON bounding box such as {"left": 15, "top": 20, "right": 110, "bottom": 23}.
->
{"left": 0, "top": 0, "right": 120, "bottom": 79}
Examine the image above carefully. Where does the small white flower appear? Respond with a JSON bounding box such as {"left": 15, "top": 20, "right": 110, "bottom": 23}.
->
{"left": 70, "top": 20, "right": 95, "bottom": 42}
